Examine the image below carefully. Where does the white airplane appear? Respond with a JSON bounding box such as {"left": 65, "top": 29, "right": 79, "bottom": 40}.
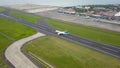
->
{"left": 55, "top": 30, "right": 69, "bottom": 35}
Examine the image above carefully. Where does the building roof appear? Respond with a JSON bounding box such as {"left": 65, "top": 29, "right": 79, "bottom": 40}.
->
{"left": 97, "top": 10, "right": 117, "bottom": 17}
{"left": 115, "top": 12, "right": 120, "bottom": 16}
{"left": 64, "top": 8, "right": 75, "bottom": 13}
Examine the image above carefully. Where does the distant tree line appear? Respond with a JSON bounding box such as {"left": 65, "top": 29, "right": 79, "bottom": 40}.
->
{"left": 63, "top": 4, "right": 120, "bottom": 13}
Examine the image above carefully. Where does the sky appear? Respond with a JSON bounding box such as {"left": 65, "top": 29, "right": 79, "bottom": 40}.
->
{"left": 0, "top": 0, "right": 120, "bottom": 6}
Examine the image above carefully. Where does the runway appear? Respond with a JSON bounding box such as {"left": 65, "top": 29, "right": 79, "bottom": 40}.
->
{"left": 0, "top": 10, "right": 120, "bottom": 60}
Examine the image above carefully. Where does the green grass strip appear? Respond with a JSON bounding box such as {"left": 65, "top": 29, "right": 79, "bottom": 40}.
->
{"left": 46, "top": 18, "right": 120, "bottom": 46}
{"left": 24, "top": 36, "right": 120, "bottom": 68}
{"left": 9, "top": 10, "right": 41, "bottom": 23}
{"left": 0, "top": 16, "right": 36, "bottom": 68}
{"left": 0, "top": 8, "right": 5, "bottom": 12}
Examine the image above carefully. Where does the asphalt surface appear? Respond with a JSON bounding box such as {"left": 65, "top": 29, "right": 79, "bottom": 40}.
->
{"left": 5, "top": 32, "right": 45, "bottom": 68}
{"left": 0, "top": 9, "right": 120, "bottom": 67}
{"left": 37, "top": 9, "right": 120, "bottom": 32}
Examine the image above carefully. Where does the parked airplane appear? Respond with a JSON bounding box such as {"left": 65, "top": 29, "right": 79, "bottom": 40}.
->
{"left": 55, "top": 30, "right": 69, "bottom": 35}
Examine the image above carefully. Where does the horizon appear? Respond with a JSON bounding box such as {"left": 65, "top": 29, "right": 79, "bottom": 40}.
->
{"left": 1, "top": 3, "right": 120, "bottom": 7}
{"left": 0, "top": 0, "right": 120, "bottom": 6}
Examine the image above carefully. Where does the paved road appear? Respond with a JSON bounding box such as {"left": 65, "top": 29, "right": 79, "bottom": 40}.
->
{"left": 1, "top": 12, "right": 120, "bottom": 58}
{"left": 0, "top": 9, "right": 120, "bottom": 68}
{"left": 37, "top": 10, "right": 120, "bottom": 32}
{"left": 5, "top": 32, "right": 45, "bottom": 68}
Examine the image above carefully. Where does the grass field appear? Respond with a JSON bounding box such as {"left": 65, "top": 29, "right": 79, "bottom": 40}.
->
{"left": 46, "top": 18, "right": 120, "bottom": 46}
{"left": 9, "top": 10, "right": 41, "bottom": 23}
{"left": 0, "top": 16, "right": 36, "bottom": 68}
{"left": 8, "top": 10, "right": 120, "bottom": 46}
{"left": 0, "top": 8, "right": 5, "bottom": 12}
{"left": 24, "top": 36, "right": 120, "bottom": 68}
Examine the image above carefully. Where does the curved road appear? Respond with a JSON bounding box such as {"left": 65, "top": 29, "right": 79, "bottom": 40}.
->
{"left": 1, "top": 11, "right": 120, "bottom": 58}
{"left": 0, "top": 9, "right": 119, "bottom": 68}
{"left": 5, "top": 32, "right": 45, "bottom": 68}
